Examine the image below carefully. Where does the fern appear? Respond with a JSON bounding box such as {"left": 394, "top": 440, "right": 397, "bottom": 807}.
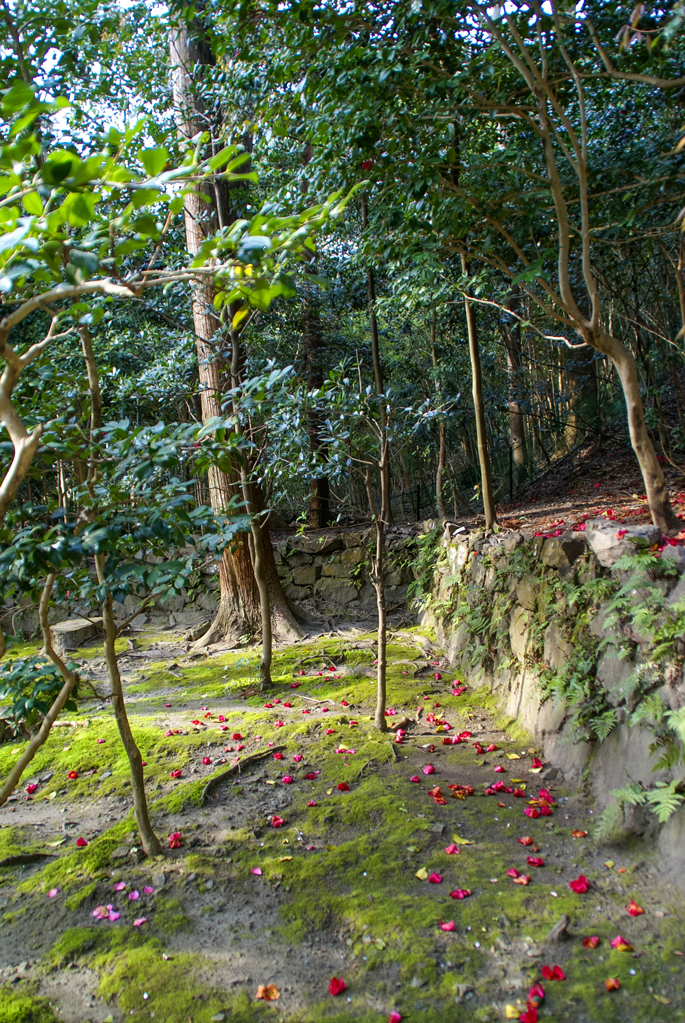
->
{"left": 644, "top": 781, "right": 685, "bottom": 823}
{"left": 592, "top": 708, "right": 619, "bottom": 742}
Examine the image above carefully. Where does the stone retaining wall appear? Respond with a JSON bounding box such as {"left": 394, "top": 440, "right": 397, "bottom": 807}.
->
{"left": 419, "top": 518, "right": 685, "bottom": 861}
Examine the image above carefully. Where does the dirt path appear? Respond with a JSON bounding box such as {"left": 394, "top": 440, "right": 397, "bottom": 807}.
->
{"left": 0, "top": 626, "right": 683, "bottom": 1023}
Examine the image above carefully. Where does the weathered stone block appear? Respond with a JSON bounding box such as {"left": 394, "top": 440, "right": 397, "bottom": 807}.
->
{"left": 543, "top": 623, "right": 573, "bottom": 671}
{"left": 284, "top": 583, "right": 313, "bottom": 602}
{"left": 585, "top": 521, "right": 661, "bottom": 569}
{"left": 321, "top": 563, "right": 350, "bottom": 578}
{"left": 340, "top": 547, "right": 365, "bottom": 565}
{"left": 509, "top": 606, "right": 531, "bottom": 662}
{"left": 50, "top": 617, "right": 101, "bottom": 656}
{"left": 541, "top": 536, "right": 586, "bottom": 570}
{"left": 284, "top": 551, "right": 313, "bottom": 567}
{"left": 289, "top": 535, "right": 343, "bottom": 556}
{"left": 292, "top": 565, "right": 319, "bottom": 586}
{"left": 315, "top": 577, "right": 359, "bottom": 604}
{"left": 516, "top": 575, "right": 538, "bottom": 612}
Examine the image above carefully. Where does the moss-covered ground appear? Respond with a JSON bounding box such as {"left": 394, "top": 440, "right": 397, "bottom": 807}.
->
{"left": 0, "top": 626, "right": 684, "bottom": 1023}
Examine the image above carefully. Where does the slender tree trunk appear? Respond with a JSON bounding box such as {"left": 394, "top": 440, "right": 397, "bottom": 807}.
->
{"left": 564, "top": 345, "right": 597, "bottom": 451}
{"left": 100, "top": 588, "right": 161, "bottom": 855}
{"left": 598, "top": 330, "right": 679, "bottom": 532}
{"left": 240, "top": 474, "right": 273, "bottom": 688}
{"left": 502, "top": 292, "right": 527, "bottom": 469}
{"left": 361, "top": 195, "right": 392, "bottom": 526}
{"left": 431, "top": 310, "right": 447, "bottom": 520}
{"left": 461, "top": 256, "right": 497, "bottom": 530}
{"left": 364, "top": 466, "right": 388, "bottom": 731}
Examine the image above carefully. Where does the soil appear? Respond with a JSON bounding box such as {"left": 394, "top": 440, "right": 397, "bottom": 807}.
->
{"left": 1, "top": 619, "right": 684, "bottom": 1023}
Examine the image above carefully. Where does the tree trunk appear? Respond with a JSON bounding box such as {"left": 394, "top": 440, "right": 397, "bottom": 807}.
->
{"left": 431, "top": 310, "right": 447, "bottom": 520}
{"left": 597, "top": 330, "right": 679, "bottom": 532}
{"left": 101, "top": 590, "right": 161, "bottom": 855}
{"left": 564, "top": 345, "right": 597, "bottom": 451}
{"left": 170, "top": 23, "right": 305, "bottom": 646}
{"left": 361, "top": 196, "right": 392, "bottom": 526}
{"left": 364, "top": 467, "right": 388, "bottom": 732}
{"left": 461, "top": 256, "right": 497, "bottom": 530}
{"left": 502, "top": 292, "right": 527, "bottom": 470}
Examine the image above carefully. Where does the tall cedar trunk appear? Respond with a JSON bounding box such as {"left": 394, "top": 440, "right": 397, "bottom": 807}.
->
{"left": 502, "top": 293, "right": 527, "bottom": 470}
{"left": 361, "top": 196, "right": 392, "bottom": 525}
{"left": 169, "top": 24, "right": 305, "bottom": 645}
{"left": 461, "top": 256, "right": 497, "bottom": 530}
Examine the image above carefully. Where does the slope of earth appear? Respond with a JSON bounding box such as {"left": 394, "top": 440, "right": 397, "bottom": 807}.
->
{"left": 0, "top": 627, "right": 683, "bottom": 1023}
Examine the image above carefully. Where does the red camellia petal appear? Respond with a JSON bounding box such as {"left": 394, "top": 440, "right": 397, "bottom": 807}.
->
{"left": 232, "top": 733, "right": 242, "bottom": 740}
{"left": 524, "top": 808, "right": 540, "bottom": 819}
{"left": 486, "top": 744, "right": 499, "bottom": 752}
{"left": 76, "top": 837, "right": 88, "bottom": 848}
{"left": 68, "top": 771, "right": 78, "bottom": 780}
{"left": 444, "top": 843, "right": 459, "bottom": 855}
{"left": 449, "top": 888, "right": 471, "bottom": 899}
{"left": 170, "top": 770, "right": 182, "bottom": 779}
{"left": 569, "top": 875, "right": 589, "bottom": 893}
{"left": 25, "top": 784, "right": 37, "bottom": 795}
{"left": 494, "top": 765, "right": 505, "bottom": 774}
{"left": 329, "top": 976, "right": 347, "bottom": 996}
{"left": 605, "top": 978, "right": 620, "bottom": 991}
{"left": 527, "top": 857, "right": 544, "bottom": 867}
{"left": 428, "top": 872, "right": 442, "bottom": 884}
{"left": 513, "top": 874, "right": 531, "bottom": 885}
{"left": 202, "top": 757, "right": 211, "bottom": 765}
{"left": 273, "top": 752, "right": 284, "bottom": 760}
{"left": 337, "top": 782, "right": 350, "bottom": 791}
{"left": 305, "top": 773, "right": 317, "bottom": 780}
{"left": 528, "top": 983, "right": 545, "bottom": 1005}
{"left": 531, "top": 758, "right": 544, "bottom": 769}
{"left": 271, "top": 815, "right": 284, "bottom": 828}
{"left": 282, "top": 776, "right": 294, "bottom": 785}
{"left": 307, "top": 800, "right": 317, "bottom": 807}
{"left": 541, "top": 965, "right": 566, "bottom": 981}
{"left": 627, "top": 899, "right": 644, "bottom": 917}
{"left": 519, "top": 1008, "right": 538, "bottom": 1023}
{"left": 409, "top": 775, "right": 420, "bottom": 783}
{"left": 389, "top": 1013, "right": 402, "bottom": 1023}
{"left": 168, "top": 831, "right": 182, "bottom": 849}
{"left": 517, "top": 836, "right": 533, "bottom": 846}
{"left": 422, "top": 764, "right": 436, "bottom": 775}
{"left": 440, "top": 921, "right": 455, "bottom": 931}
{"left": 506, "top": 868, "right": 519, "bottom": 878}
{"left": 610, "top": 935, "right": 633, "bottom": 951}
{"left": 582, "top": 935, "right": 599, "bottom": 948}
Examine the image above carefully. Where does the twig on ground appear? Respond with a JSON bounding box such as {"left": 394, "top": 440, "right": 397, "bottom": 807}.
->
{"left": 200, "top": 744, "right": 286, "bottom": 805}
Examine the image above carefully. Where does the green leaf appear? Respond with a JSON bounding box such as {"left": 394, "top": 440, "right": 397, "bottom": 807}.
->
{"left": 139, "top": 147, "right": 170, "bottom": 177}
{"left": 21, "top": 191, "right": 43, "bottom": 216}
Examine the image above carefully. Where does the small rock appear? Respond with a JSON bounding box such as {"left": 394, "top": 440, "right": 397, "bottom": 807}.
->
{"left": 40, "top": 773, "right": 53, "bottom": 783}
{"left": 211, "top": 1015, "right": 226, "bottom": 1022}
{"left": 187, "top": 873, "right": 197, "bottom": 882}
{"left": 110, "top": 846, "right": 130, "bottom": 861}
{"left": 429, "top": 823, "right": 445, "bottom": 834}
{"left": 410, "top": 976, "right": 427, "bottom": 988}
{"left": 205, "top": 879, "right": 214, "bottom": 890}
{"left": 128, "top": 847, "right": 145, "bottom": 863}
{"left": 545, "top": 914, "right": 570, "bottom": 943}
{"left": 152, "top": 873, "right": 166, "bottom": 888}
{"left": 99, "top": 772, "right": 112, "bottom": 781}
{"left": 455, "top": 983, "right": 474, "bottom": 997}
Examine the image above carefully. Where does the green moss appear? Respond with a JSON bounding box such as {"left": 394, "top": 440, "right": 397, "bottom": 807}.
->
{"left": 65, "top": 881, "right": 97, "bottom": 910}
{"left": 0, "top": 984, "right": 59, "bottom": 1023}
{"left": 153, "top": 896, "right": 192, "bottom": 934}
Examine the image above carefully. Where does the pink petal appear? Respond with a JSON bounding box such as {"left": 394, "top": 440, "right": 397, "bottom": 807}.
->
{"left": 108, "top": 911, "right": 120, "bottom": 922}
{"left": 48, "top": 888, "right": 58, "bottom": 898}
{"left": 251, "top": 867, "right": 262, "bottom": 876}
{"left": 129, "top": 891, "right": 140, "bottom": 901}
{"left": 133, "top": 917, "right": 147, "bottom": 927}
{"left": 143, "top": 886, "right": 154, "bottom": 894}
{"left": 422, "top": 764, "right": 436, "bottom": 775}
{"left": 114, "top": 882, "right": 126, "bottom": 891}
{"left": 440, "top": 921, "right": 455, "bottom": 931}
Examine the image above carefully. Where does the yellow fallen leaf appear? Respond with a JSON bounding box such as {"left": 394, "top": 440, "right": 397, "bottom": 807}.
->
{"left": 326, "top": 788, "right": 333, "bottom": 795}
{"left": 529, "top": 767, "right": 543, "bottom": 774}
{"left": 510, "top": 778, "right": 525, "bottom": 783}
{"left": 506, "top": 753, "right": 521, "bottom": 760}
{"left": 256, "top": 983, "right": 280, "bottom": 1001}
{"left": 415, "top": 866, "right": 428, "bottom": 880}
{"left": 505, "top": 1006, "right": 520, "bottom": 1019}
{"left": 603, "top": 860, "right": 615, "bottom": 869}
{"left": 327, "top": 843, "right": 337, "bottom": 851}
{"left": 374, "top": 938, "right": 386, "bottom": 949}
{"left": 46, "top": 839, "right": 66, "bottom": 847}
{"left": 278, "top": 856, "right": 292, "bottom": 862}
{"left": 452, "top": 834, "right": 474, "bottom": 845}
{"left": 511, "top": 781, "right": 526, "bottom": 789}
{"left": 265, "top": 779, "right": 276, "bottom": 786}
{"left": 653, "top": 995, "right": 671, "bottom": 1005}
